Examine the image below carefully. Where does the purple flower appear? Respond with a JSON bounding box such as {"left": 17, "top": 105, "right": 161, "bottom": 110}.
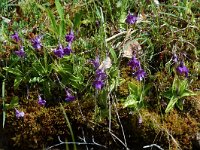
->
{"left": 93, "top": 80, "right": 104, "bottom": 90}
{"left": 63, "top": 44, "right": 72, "bottom": 55}
{"left": 126, "top": 13, "right": 137, "bottom": 24}
{"left": 11, "top": 31, "right": 21, "bottom": 42}
{"left": 133, "top": 68, "right": 146, "bottom": 81}
{"left": 138, "top": 115, "right": 143, "bottom": 125}
{"left": 15, "top": 108, "right": 25, "bottom": 119}
{"left": 93, "top": 69, "right": 107, "bottom": 90}
{"left": 54, "top": 44, "right": 64, "bottom": 58}
{"left": 90, "top": 57, "right": 100, "bottom": 69}
{"left": 38, "top": 95, "right": 46, "bottom": 106}
{"left": 91, "top": 57, "right": 108, "bottom": 90}
{"left": 65, "top": 30, "right": 75, "bottom": 43}
{"left": 176, "top": 61, "right": 189, "bottom": 77}
{"left": 95, "top": 69, "right": 107, "bottom": 80}
{"left": 31, "top": 36, "right": 42, "bottom": 50}
{"left": 15, "top": 46, "right": 26, "bottom": 58}
{"left": 65, "top": 90, "right": 75, "bottom": 101}
{"left": 128, "top": 55, "right": 140, "bottom": 70}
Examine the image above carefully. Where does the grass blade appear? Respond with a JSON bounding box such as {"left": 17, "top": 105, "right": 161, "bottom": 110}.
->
{"left": 55, "top": 0, "right": 64, "bottom": 20}
{"left": 46, "top": 8, "right": 58, "bottom": 36}
{"left": 2, "top": 80, "right": 6, "bottom": 128}
{"left": 60, "top": 103, "right": 77, "bottom": 150}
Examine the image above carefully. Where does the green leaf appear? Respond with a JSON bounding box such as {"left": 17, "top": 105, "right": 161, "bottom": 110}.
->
{"left": 143, "top": 84, "right": 151, "bottom": 95}
{"left": 108, "top": 48, "right": 117, "bottom": 64}
{"left": 53, "top": 63, "right": 73, "bottom": 74}
{"left": 10, "top": 96, "right": 19, "bottom": 106}
{"left": 171, "top": 77, "right": 178, "bottom": 94}
{"left": 14, "top": 77, "right": 23, "bottom": 89}
{"left": 46, "top": 8, "right": 58, "bottom": 35}
{"left": 69, "top": 79, "right": 80, "bottom": 89}
{"left": 109, "top": 78, "right": 117, "bottom": 92}
{"left": 109, "top": 66, "right": 119, "bottom": 78}
{"left": 4, "top": 96, "right": 19, "bottom": 110}
{"left": 119, "top": 11, "right": 126, "bottom": 24}
{"left": 123, "top": 95, "right": 138, "bottom": 108}
{"left": 66, "top": 14, "right": 73, "bottom": 27}
{"left": 69, "top": 74, "right": 83, "bottom": 84}
{"left": 128, "top": 82, "right": 143, "bottom": 101}
{"left": 179, "top": 90, "right": 196, "bottom": 98}
{"left": 59, "top": 20, "right": 65, "bottom": 38}
{"left": 29, "top": 77, "right": 45, "bottom": 83}
{"left": 36, "top": 3, "right": 46, "bottom": 11}
{"left": 73, "top": 12, "right": 82, "bottom": 29}
{"left": 3, "top": 67, "right": 22, "bottom": 76}
{"left": 165, "top": 97, "right": 178, "bottom": 113}
{"left": 178, "top": 79, "right": 188, "bottom": 95}
{"left": 128, "top": 82, "right": 139, "bottom": 94}
{"left": 163, "top": 91, "right": 173, "bottom": 99}
{"left": 98, "top": 89, "right": 108, "bottom": 108}
{"left": 32, "top": 61, "right": 47, "bottom": 76}
{"left": 176, "top": 99, "right": 183, "bottom": 111}
{"left": 55, "top": 0, "right": 64, "bottom": 20}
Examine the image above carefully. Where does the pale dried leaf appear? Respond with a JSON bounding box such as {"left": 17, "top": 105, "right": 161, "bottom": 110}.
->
{"left": 122, "top": 40, "right": 142, "bottom": 58}
{"left": 99, "top": 56, "right": 112, "bottom": 70}
{"left": 154, "top": 0, "right": 160, "bottom": 6}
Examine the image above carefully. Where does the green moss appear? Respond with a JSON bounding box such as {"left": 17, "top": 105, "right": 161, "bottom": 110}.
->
{"left": 163, "top": 110, "right": 198, "bottom": 149}
{"left": 118, "top": 66, "right": 141, "bottom": 97}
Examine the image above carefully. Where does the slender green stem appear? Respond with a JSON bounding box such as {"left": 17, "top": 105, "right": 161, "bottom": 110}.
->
{"left": 60, "top": 103, "right": 77, "bottom": 150}
{"left": 2, "top": 79, "right": 6, "bottom": 128}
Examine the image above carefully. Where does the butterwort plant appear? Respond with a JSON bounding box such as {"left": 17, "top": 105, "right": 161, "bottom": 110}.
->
{"left": 54, "top": 30, "right": 75, "bottom": 58}
{"left": 65, "top": 30, "right": 75, "bottom": 43}
{"left": 126, "top": 12, "right": 137, "bottom": 25}
{"left": 11, "top": 31, "right": 21, "bottom": 43}
{"left": 63, "top": 44, "right": 72, "bottom": 55}
{"left": 38, "top": 95, "right": 46, "bottom": 106}
{"left": 128, "top": 55, "right": 146, "bottom": 81}
{"left": 15, "top": 108, "right": 24, "bottom": 119}
{"left": 65, "top": 89, "right": 75, "bottom": 101}
{"left": 93, "top": 69, "right": 107, "bottom": 90}
{"left": 91, "top": 56, "right": 111, "bottom": 90}
{"left": 54, "top": 44, "right": 64, "bottom": 58}
{"left": 90, "top": 56, "right": 100, "bottom": 69}
{"left": 134, "top": 68, "right": 146, "bottom": 81}
{"left": 15, "top": 46, "right": 26, "bottom": 58}
{"left": 31, "top": 35, "right": 42, "bottom": 50}
{"left": 176, "top": 61, "right": 189, "bottom": 77}
{"left": 163, "top": 77, "right": 196, "bottom": 113}
{"left": 127, "top": 55, "right": 140, "bottom": 70}
{"left": 171, "top": 54, "right": 189, "bottom": 77}
{"left": 122, "top": 82, "right": 151, "bottom": 110}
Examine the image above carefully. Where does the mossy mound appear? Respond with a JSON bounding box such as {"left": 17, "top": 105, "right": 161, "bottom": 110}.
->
{"left": 1, "top": 98, "right": 199, "bottom": 150}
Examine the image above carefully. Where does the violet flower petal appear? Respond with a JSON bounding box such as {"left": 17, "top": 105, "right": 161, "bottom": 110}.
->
{"left": 15, "top": 108, "right": 25, "bottom": 119}
{"left": 126, "top": 13, "right": 137, "bottom": 24}
{"left": 65, "top": 30, "right": 75, "bottom": 43}
{"left": 38, "top": 96, "right": 46, "bottom": 106}
{"left": 11, "top": 31, "right": 21, "bottom": 42}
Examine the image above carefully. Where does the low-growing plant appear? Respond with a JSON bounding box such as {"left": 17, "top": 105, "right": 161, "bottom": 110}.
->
{"left": 122, "top": 81, "right": 151, "bottom": 110}
{"left": 163, "top": 77, "right": 196, "bottom": 113}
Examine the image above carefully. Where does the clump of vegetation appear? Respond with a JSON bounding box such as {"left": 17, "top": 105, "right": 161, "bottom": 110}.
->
{"left": 0, "top": 0, "right": 199, "bottom": 149}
